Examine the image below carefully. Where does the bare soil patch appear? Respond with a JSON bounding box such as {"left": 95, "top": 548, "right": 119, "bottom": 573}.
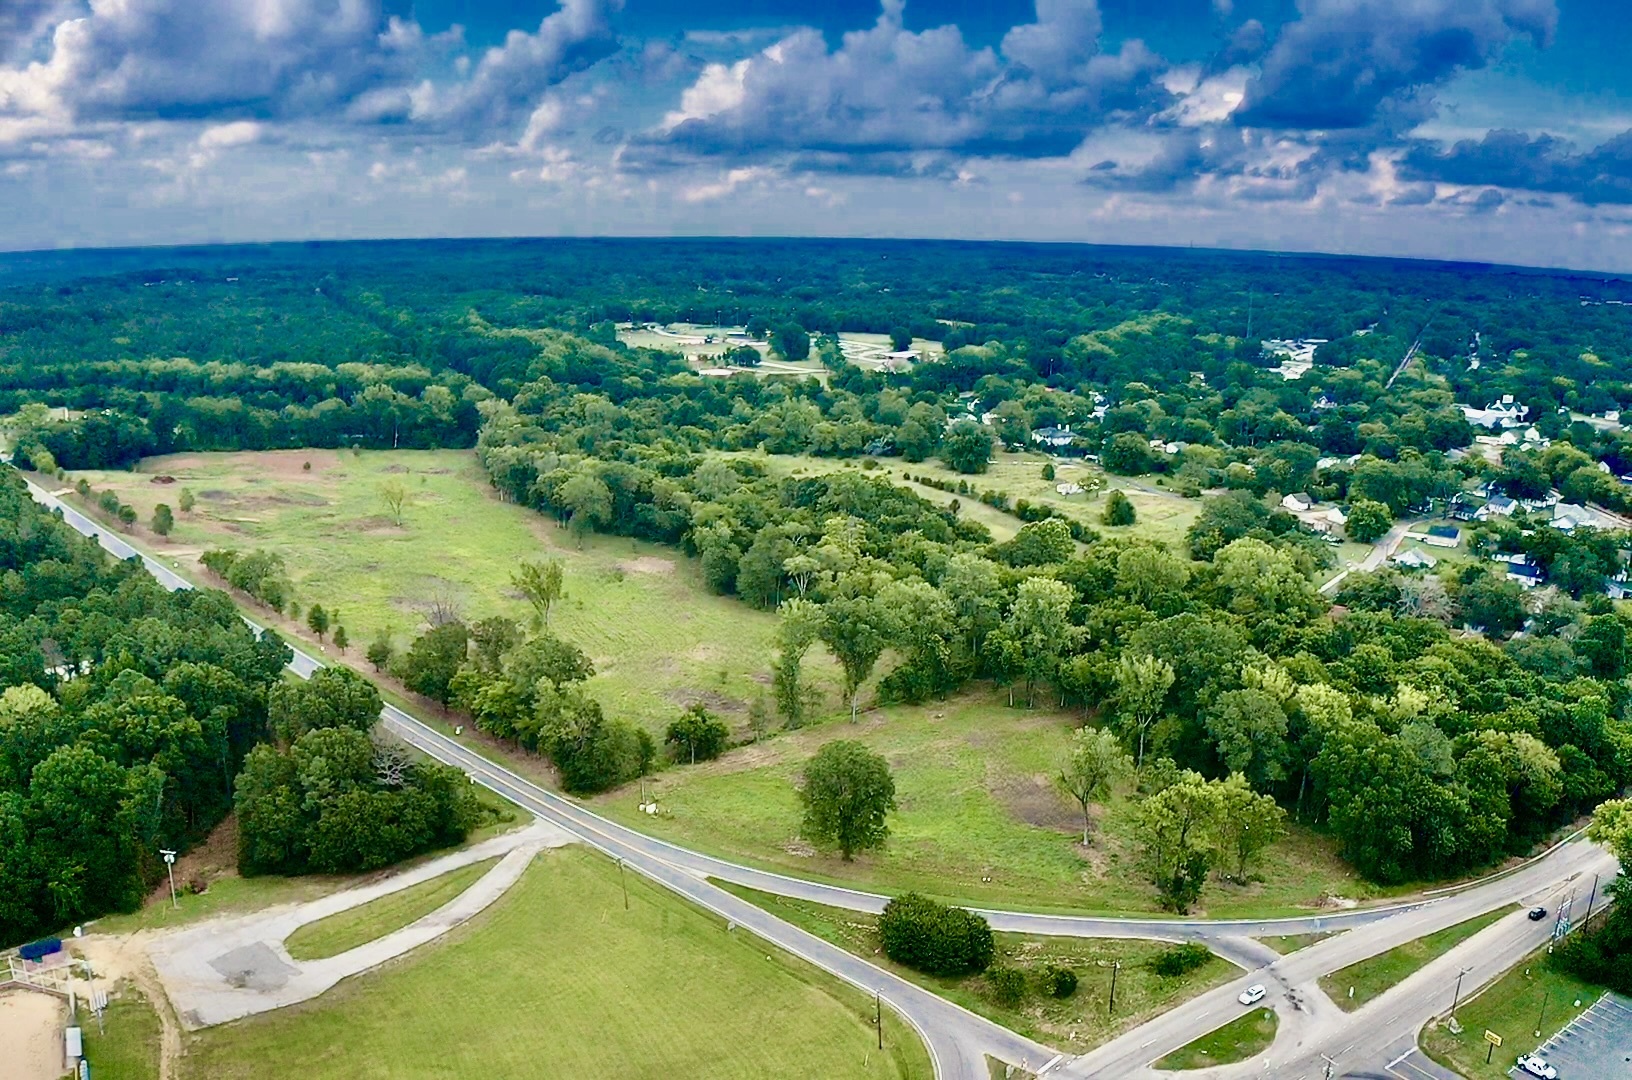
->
{"left": 990, "top": 772, "right": 1080, "bottom": 834}
{"left": 618, "top": 556, "right": 675, "bottom": 575}
{"left": 0, "top": 990, "right": 67, "bottom": 1080}
{"left": 669, "top": 688, "right": 745, "bottom": 714}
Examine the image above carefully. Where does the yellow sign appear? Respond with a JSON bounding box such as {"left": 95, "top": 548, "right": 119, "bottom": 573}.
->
{"left": 1484, "top": 1031, "right": 1503, "bottom": 1047}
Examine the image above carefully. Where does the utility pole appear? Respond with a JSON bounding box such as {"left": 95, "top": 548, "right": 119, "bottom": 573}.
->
{"left": 1320, "top": 1053, "right": 1337, "bottom": 1079}
{"left": 1450, "top": 966, "right": 1472, "bottom": 1024}
{"left": 1535, "top": 990, "right": 1549, "bottom": 1038}
{"left": 617, "top": 858, "right": 629, "bottom": 911}
{"left": 1585, "top": 873, "right": 1599, "bottom": 925}
{"left": 1108, "top": 960, "right": 1120, "bottom": 1015}
{"left": 160, "top": 849, "right": 178, "bottom": 909}
{"left": 875, "top": 990, "right": 883, "bottom": 1051}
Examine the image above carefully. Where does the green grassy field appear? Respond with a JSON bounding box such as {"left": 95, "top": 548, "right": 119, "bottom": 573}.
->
{"left": 68, "top": 449, "right": 840, "bottom": 737}
{"left": 1154, "top": 1008, "right": 1278, "bottom": 1070}
{"left": 717, "top": 882, "right": 1237, "bottom": 1053}
{"left": 597, "top": 689, "right": 1374, "bottom": 917}
{"left": 186, "top": 848, "right": 931, "bottom": 1080}
{"left": 1421, "top": 946, "right": 1603, "bottom": 1080}
{"left": 1255, "top": 931, "right": 1341, "bottom": 955}
{"left": 81, "top": 986, "right": 162, "bottom": 1080}
{"left": 1319, "top": 906, "right": 1515, "bottom": 1010}
{"left": 284, "top": 858, "right": 499, "bottom": 961}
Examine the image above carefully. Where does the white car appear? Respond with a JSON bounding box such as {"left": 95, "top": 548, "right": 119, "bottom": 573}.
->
{"left": 1238, "top": 984, "right": 1267, "bottom": 1006}
{"left": 1517, "top": 1054, "right": 1558, "bottom": 1079}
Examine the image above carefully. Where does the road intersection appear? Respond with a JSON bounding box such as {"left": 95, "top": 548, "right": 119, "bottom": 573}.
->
{"left": 24, "top": 475, "right": 1622, "bottom": 1080}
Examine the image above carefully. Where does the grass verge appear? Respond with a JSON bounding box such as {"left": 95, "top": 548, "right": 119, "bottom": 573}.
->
{"left": 714, "top": 880, "right": 1237, "bottom": 1053}
{"left": 1420, "top": 946, "right": 1603, "bottom": 1080}
{"left": 81, "top": 985, "right": 162, "bottom": 1080}
{"left": 1255, "top": 932, "right": 1341, "bottom": 955}
{"left": 283, "top": 857, "right": 499, "bottom": 961}
{"left": 1153, "top": 1008, "right": 1277, "bottom": 1070}
{"left": 1319, "top": 906, "right": 1515, "bottom": 1011}
{"left": 185, "top": 847, "right": 931, "bottom": 1080}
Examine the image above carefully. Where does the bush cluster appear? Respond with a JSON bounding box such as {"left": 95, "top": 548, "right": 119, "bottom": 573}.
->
{"left": 1147, "top": 942, "right": 1213, "bottom": 977}
{"left": 878, "top": 893, "right": 995, "bottom": 977}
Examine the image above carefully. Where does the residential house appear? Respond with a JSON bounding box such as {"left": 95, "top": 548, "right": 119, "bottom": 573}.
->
{"left": 1281, "top": 492, "right": 1314, "bottom": 513}
{"left": 1031, "top": 425, "right": 1078, "bottom": 449}
{"left": 1476, "top": 495, "right": 1519, "bottom": 520}
{"left": 1422, "top": 525, "right": 1461, "bottom": 549}
{"left": 1506, "top": 562, "right": 1544, "bottom": 588}
{"left": 1394, "top": 549, "right": 1438, "bottom": 570}
{"left": 1459, "top": 394, "right": 1529, "bottom": 430}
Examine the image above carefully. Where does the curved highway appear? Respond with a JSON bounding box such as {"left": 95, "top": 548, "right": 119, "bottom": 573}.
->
{"left": 23, "top": 474, "right": 1619, "bottom": 1079}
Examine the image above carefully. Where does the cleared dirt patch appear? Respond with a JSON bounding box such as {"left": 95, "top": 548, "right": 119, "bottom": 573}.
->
{"left": 0, "top": 990, "right": 67, "bottom": 1080}
{"left": 990, "top": 772, "right": 1080, "bottom": 834}
{"left": 618, "top": 556, "right": 675, "bottom": 574}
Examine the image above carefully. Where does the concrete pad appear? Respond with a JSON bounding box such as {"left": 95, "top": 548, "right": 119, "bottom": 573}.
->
{"left": 150, "top": 820, "right": 572, "bottom": 1028}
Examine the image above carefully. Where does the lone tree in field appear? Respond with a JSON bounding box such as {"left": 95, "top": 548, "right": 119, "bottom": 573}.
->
{"left": 1103, "top": 489, "right": 1137, "bottom": 527}
{"left": 798, "top": 740, "right": 896, "bottom": 861}
{"left": 178, "top": 487, "right": 196, "bottom": 513}
{"left": 379, "top": 479, "right": 408, "bottom": 525}
{"left": 366, "top": 631, "right": 393, "bottom": 672}
{"left": 1057, "top": 727, "right": 1132, "bottom": 845}
{"left": 306, "top": 603, "right": 330, "bottom": 641}
{"left": 512, "top": 558, "right": 566, "bottom": 630}
{"left": 151, "top": 503, "right": 174, "bottom": 537}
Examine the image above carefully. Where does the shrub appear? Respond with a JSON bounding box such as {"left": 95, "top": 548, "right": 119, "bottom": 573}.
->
{"left": 1103, "top": 489, "right": 1137, "bottom": 526}
{"left": 1043, "top": 964, "right": 1078, "bottom": 998}
{"left": 1148, "top": 942, "right": 1213, "bottom": 977}
{"left": 986, "top": 966, "right": 1026, "bottom": 1007}
{"left": 878, "top": 893, "right": 995, "bottom": 977}
{"left": 665, "top": 704, "right": 730, "bottom": 764}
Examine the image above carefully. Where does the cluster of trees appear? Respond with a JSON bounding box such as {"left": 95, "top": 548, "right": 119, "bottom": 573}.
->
{"left": 0, "top": 471, "right": 289, "bottom": 944}
{"left": 235, "top": 668, "right": 482, "bottom": 875}
{"left": 1553, "top": 800, "right": 1631, "bottom": 992}
{"left": 201, "top": 548, "right": 295, "bottom": 612}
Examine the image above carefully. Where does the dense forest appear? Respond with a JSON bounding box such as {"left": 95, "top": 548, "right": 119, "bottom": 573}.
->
{"left": 4, "top": 237, "right": 1632, "bottom": 905}
{"left": 0, "top": 471, "right": 480, "bottom": 946}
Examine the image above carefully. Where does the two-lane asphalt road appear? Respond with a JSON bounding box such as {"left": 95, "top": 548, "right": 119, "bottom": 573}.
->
{"left": 22, "top": 473, "right": 1620, "bottom": 1080}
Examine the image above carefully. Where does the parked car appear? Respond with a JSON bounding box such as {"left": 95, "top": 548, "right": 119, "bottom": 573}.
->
{"left": 1528, "top": 906, "right": 1548, "bottom": 921}
{"left": 1238, "top": 984, "right": 1267, "bottom": 1006}
{"left": 1516, "top": 1054, "right": 1557, "bottom": 1079}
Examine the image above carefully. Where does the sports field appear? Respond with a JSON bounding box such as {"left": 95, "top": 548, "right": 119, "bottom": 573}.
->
{"left": 185, "top": 847, "right": 931, "bottom": 1079}
{"left": 597, "top": 691, "right": 1375, "bottom": 917}
{"left": 68, "top": 449, "right": 839, "bottom": 737}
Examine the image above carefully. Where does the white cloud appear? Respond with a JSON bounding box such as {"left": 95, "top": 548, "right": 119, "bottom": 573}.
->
{"left": 682, "top": 165, "right": 772, "bottom": 203}
{"left": 198, "top": 121, "right": 263, "bottom": 150}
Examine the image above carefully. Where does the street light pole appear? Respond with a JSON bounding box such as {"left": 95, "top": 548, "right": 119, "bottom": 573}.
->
{"left": 1109, "top": 960, "right": 1120, "bottom": 1016}
{"left": 1450, "top": 966, "right": 1472, "bottom": 1023}
{"left": 1585, "top": 873, "right": 1599, "bottom": 925}
{"left": 1535, "top": 990, "right": 1549, "bottom": 1038}
{"left": 159, "top": 849, "right": 178, "bottom": 909}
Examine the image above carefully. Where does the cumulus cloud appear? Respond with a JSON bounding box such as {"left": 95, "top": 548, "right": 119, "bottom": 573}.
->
{"left": 1234, "top": 0, "right": 1557, "bottom": 130}
{"left": 639, "top": 0, "right": 1165, "bottom": 170}
{"left": 1402, "top": 127, "right": 1632, "bottom": 205}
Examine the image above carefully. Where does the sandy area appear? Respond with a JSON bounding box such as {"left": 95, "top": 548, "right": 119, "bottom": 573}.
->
{"left": 0, "top": 990, "right": 67, "bottom": 1080}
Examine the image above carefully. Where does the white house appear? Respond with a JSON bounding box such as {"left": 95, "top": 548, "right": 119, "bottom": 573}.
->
{"left": 1031, "top": 425, "right": 1077, "bottom": 449}
{"left": 1281, "top": 493, "right": 1314, "bottom": 513}
{"left": 1394, "top": 549, "right": 1438, "bottom": 569}
{"left": 1459, "top": 395, "right": 1529, "bottom": 430}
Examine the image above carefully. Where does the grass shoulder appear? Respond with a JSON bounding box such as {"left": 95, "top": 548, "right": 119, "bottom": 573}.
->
{"left": 186, "top": 847, "right": 930, "bottom": 1080}
{"left": 81, "top": 984, "right": 163, "bottom": 1080}
{"left": 1420, "top": 945, "right": 1603, "bottom": 1080}
{"left": 1319, "top": 906, "right": 1515, "bottom": 1011}
{"left": 1153, "top": 1008, "right": 1278, "bottom": 1070}
{"left": 1255, "top": 931, "right": 1340, "bottom": 955}
{"left": 714, "top": 879, "right": 1238, "bottom": 1054}
{"left": 283, "top": 857, "right": 499, "bottom": 961}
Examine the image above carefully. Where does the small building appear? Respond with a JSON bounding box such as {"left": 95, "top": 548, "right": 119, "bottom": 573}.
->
{"left": 1421, "top": 524, "right": 1462, "bottom": 548}
{"left": 1606, "top": 573, "right": 1632, "bottom": 601}
{"left": 1055, "top": 482, "right": 1085, "bottom": 497}
{"left": 1478, "top": 495, "right": 1519, "bottom": 519}
{"left": 1281, "top": 492, "right": 1314, "bottom": 513}
{"left": 1448, "top": 493, "right": 1483, "bottom": 521}
{"left": 1394, "top": 549, "right": 1438, "bottom": 570}
{"left": 1031, "top": 425, "right": 1077, "bottom": 449}
{"left": 1322, "top": 507, "right": 1348, "bottom": 528}
{"left": 1506, "top": 562, "right": 1544, "bottom": 588}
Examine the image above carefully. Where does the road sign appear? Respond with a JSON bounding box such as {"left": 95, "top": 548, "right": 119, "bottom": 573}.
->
{"left": 1484, "top": 1030, "right": 1502, "bottom": 1047}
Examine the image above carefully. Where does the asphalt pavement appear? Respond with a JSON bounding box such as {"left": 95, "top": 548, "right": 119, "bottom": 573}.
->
{"left": 22, "top": 474, "right": 1622, "bottom": 1080}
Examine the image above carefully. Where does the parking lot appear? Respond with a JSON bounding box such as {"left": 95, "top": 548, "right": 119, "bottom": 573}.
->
{"left": 1513, "top": 992, "right": 1632, "bottom": 1078}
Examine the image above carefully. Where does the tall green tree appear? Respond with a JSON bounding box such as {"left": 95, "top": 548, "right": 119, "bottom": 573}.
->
{"left": 941, "top": 420, "right": 994, "bottom": 475}
{"left": 1057, "top": 727, "right": 1132, "bottom": 845}
{"left": 1136, "top": 770, "right": 1223, "bottom": 913}
{"left": 798, "top": 740, "right": 896, "bottom": 860}
{"left": 511, "top": 559, "right": 566, "bottom": 630}
{"left": 819, "top": 591, "right": 890, "bottom": 721}
{"left": 1213, "top": 773, "right": 1286, "bottom": 882}
{"left": 773, "top": 598, "right": 826, "bottom": 728}
{"left": 989, "top": 577, "right": 1077, "bottom": 708}
{"left": 1113, "top": 653, "right": 1175, "bottom": 770}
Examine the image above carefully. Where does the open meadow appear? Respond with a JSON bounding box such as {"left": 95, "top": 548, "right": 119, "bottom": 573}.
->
{"left": 66, "top": 449, "right": 840, "bottom": 737}
{"left": 596, "top": 690, "right": 1376, "bottom": 917}
{"left": 185, "top": 847, "right": 932, "bottom": 1080}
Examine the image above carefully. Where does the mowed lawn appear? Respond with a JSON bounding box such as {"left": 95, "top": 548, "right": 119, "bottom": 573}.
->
{"left": 1420, "top": 946, "right": 1603, "bottom": 1080}
{"left": 186, "top": 847, "right": 931, "bottom": 1080}
{"left": 596, "top": 690, "right": 1376, "bottom": 917}
{"left": 747, "top": 450, "right": 1202, "bottom": 550}
{"left": 68, "top": 449, "right": 838, "bottom": 736}
{"left": 1319, "top": 906, "right": 1515, "bottom": 1011}
{"left": 283, "top": 858, "right": 499, "bottom": 961}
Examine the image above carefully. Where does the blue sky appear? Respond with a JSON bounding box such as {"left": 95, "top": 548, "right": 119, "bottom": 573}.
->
{"left": 1, "top": 1, "right": 1630, "bottom": 270}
